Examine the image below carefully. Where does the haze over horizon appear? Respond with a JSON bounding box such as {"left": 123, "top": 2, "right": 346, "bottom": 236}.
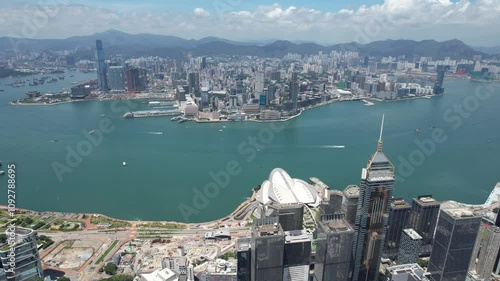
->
{"left": 0, "top": 0, "right": 499, "bottom": 46}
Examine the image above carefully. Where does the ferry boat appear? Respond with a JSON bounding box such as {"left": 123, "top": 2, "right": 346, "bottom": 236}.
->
{"left": 123, "top": 110, "right": 181, "bottom": 119}
{"left": 148, "top": 101, "right": 176, "bottom": 107}
{"left": 123, "top": 112, "right": 134, "bottom": 119}
{"left": 178, "top": 117, "right": 191, "bottom": 123}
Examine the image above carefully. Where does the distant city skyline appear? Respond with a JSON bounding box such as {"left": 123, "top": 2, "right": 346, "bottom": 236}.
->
{"left": 0, "top": 0, "right": 499, "bottom": 46}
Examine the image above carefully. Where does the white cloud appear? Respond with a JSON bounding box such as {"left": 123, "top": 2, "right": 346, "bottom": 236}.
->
{"left": 0, "top": 0, "right": 498, "bottom": 45}
{"left": 193, "top": 7, "right": 210, "bottom": 17}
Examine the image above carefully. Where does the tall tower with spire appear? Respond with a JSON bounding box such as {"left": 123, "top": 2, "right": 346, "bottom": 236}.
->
{"left": 351, "top": 114, "right": 395, "bottom": 281}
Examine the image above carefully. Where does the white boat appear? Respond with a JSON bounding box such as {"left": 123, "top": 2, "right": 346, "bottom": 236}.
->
{"left": 89, "top": 130, "right": 95, "bottom": 134}
{"left": 148, "top": 101, "right": 176, "bottom": 106}
{"left": 122, "top": 162, "right": 127, "bottom": 166}
{"left": 0, "top": 171, "right": 4, "bottom": 176}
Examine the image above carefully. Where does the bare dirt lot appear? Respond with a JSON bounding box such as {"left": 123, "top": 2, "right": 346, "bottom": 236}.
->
{"left": 42, "top": 239, "right": 103, "bottom": 270}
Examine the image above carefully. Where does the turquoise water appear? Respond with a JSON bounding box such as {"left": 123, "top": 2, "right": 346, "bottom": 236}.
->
{"left": 0, "top": 70, "right": 499, "bottom": 222}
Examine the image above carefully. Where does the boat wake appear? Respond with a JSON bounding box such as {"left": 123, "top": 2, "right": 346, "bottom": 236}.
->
{"left": 322, "top": 145, "right": 346, "bottom": 149}
{"left": 295, "top": 145, "right": 346, "bottom": 149}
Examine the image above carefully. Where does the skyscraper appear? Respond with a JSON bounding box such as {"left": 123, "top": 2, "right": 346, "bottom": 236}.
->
{"left": 267, "top": 85, "right": 276, "bottom": 105}
{"left": 314, "top": 217, "right": 354, "bottom": 281}
{"left": 290, "top": 82, "right": 299, "bottom": 111}
{"left": 237, "top": 238, "right": 251, "bottom": 281}
{"left": 342, "top": 185, "right": 360, "bottom": 226}
{"left": 266, "top": 202, "right": 304, "bottom": 232}
{"left": 201, "top": 57, "right": 207, "bottom": 69}
{"left": 108, "top": 66, "right": 125, "bottom": 91}
{"left": 320, "top": 190, "right": 344, "bottom": 216}
{"left": 188, "top": 72, "right": 199, "bottom": 94}
{"left": 351, "top": 115, "right": 395, "bottom": 281}
{"left": 469, "top": 225, "right": 500, "bottom": 280}
{"left": 409, "top": 195, "right": 440, "bottom": 255}
{"left": 398, "top": 229, "right": 423, "bottom": 265}
{"left": 0, "top": 227, "right": 43, "bottom": 281}
{"left": 495, "top": 208, "right": 500, "bottom": 228}
{"left": 95, "top": 40, "right": 108, "bottom": 91}
{"left": 254, "top": 72, "right": 264, "bottom": 95}
{"left": 433, "top": 67, "right": 445, "bottom": 94}
{"left": 495, "top": 211, "right": 500, "bottom": 278}
{"left": 126, "top": 68, "right": 148, "bottom": 91}
{"left": 383, "top": 198, "right": 411, "bottom": 259}
{"left": 126, "top": 68, "right": 141, "bottom": 91}
{"left": 428, "top": 208, "right": 481, "bottom": 281}
{"left": 250, "top": 217, "right": 285, "bottom": 281}
{"left": 271, "top": 71, "right": 281, "bottom": 82}
{"left": 283, "top": 230, "right": 311, "bottom": 281}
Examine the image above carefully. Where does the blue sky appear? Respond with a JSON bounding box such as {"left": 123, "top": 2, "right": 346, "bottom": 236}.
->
{"left": 44, "top": 0, "right": 385, "bottom": 13}
{"left": 1, "top": 0, "right": 499, "bottom": 45}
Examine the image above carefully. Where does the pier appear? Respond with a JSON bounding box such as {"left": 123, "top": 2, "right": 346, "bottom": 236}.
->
{"left": 122, "top": 109, "right": 181, "bottom": 118}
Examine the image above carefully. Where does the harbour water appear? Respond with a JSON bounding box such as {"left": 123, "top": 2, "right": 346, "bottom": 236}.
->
{"left": 0, "top": 70, "right": 499, "bottom": 222}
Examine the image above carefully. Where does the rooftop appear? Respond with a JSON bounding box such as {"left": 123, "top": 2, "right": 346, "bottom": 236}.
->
{"left": 254, "top": 223, "right": 283, "bottom": 237}
{"left": 403, "top": 228, "right": 423, "bottom": 240}
{"left": 415, "top": 196, "right": 440, "bottom": 205}
{"left": 343, "top": 185, "right": 360, "bottom": 198}
{"left": 444, "top": 208, "right": 477, "bottom": 219}
{"left": 392, "top": 199, "right": 411, "bottom": 209}
{"left": 268, "top": 202, "right": 303, "bottom": 210}
{"left": 320, "top": 219, "right": 353, "bottom": 234}
{"left": 236, "top": 238, "right": 251, "bottom": 252}
{"left": 284, "top": 230, "right": 311, "bottom": 243}
{"left": 387, "top": 263, "right": 429, "bottom": 280}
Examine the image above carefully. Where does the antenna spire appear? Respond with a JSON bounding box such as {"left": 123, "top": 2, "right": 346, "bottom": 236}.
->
{"left": 377, "top": 114, "right": 385, "bottom": 152}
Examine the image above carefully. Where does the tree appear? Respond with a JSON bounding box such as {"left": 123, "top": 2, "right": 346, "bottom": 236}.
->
{"left": 0, "top": 234, "right": 7, "bottom": 244}
{"left": 58, "top": 277, "right": 70, "bottom": 281}
{"left": 99, "top": 275, "right": 134, "bottom": 281}
{"left": 417, "top": 259, "right": 429, "bottom": 268}
{"left": 104, "top": 263, "right": 118, "bottom": 275}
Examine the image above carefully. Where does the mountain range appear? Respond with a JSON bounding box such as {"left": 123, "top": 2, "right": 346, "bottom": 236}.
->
{"left": 0, "top": 29, "right": 493, "bottom": 60}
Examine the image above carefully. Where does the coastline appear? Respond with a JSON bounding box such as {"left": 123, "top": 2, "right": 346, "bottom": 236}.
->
{"left": 9, "top": 99, "right": 84, "bottom": 106}
{"left": 0, "top": 189, "right": 257, "bottom": 228}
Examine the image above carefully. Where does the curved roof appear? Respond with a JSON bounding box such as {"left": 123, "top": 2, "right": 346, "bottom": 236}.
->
{"left": 258, "top": 168, "right": 320, "bottom": 207}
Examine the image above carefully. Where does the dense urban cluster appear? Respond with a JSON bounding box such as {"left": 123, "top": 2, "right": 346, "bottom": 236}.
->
{"left": 1, "top": 38, "right": 500, "bottom": 281}
{"left": 3, "top": 39, "right": 499, "bottom": 120}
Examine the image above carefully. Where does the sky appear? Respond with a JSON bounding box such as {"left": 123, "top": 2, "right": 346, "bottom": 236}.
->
{"left": 0, "top": 0, "right": 499, "bottom": 46}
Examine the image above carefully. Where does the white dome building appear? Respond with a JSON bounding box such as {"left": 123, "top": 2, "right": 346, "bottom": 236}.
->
{"left": 257, "top": 168, "right": 321, "bottom": 207}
